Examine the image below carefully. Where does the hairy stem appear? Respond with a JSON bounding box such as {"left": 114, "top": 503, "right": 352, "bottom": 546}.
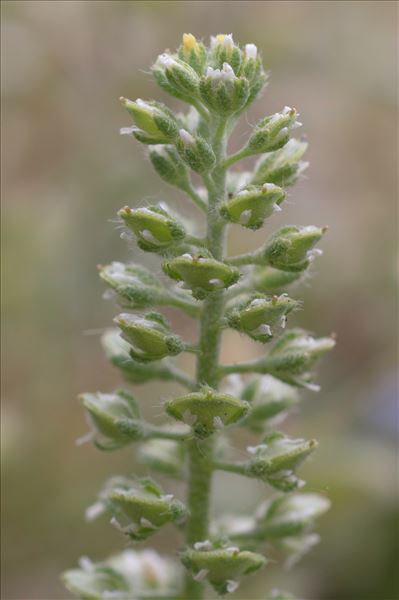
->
{"left": 183, "top": 119, "right": 227, "bottom": 600}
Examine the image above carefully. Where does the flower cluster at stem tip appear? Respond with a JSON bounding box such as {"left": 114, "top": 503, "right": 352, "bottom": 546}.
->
{"left": 63, "top": 33, "right": 335, "bottom": 600}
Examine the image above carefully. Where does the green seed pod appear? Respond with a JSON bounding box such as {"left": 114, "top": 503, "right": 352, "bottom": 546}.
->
{"left": 118, "top": 204, "right": 186, "bottom": 253}
{"left": 152, "top": 53, "right": 200, "bottom": 102}
{"left": 257, "top": 493, "right": 330, "bottom": 539}
{"left": 199, "top": 63, "right": 249, "bottom": 116}
{"left": 163, "top": 253, "right": 240, "bottom": 300}
{"left": 149, "top": 144, "right": 192, "bottom": 191}
{"left": 208, "top": 34, "right": 243, "bottom": 74}
{"left": 251, "top": 138, "right": 309, "bottom": 187}
{"left": 99, "top": 262, "right": 167, "bottom": 309}
{"left": 165, "top": 389, "right": 249, "bottom": 438}
{"left": 221, "top": 183, "right": 285, "bottom": 230}
{"left": 178, "top": 33, "right": 207, "bottom": 74}
{"left": 181, "top": 545, "right": 266, "bottom": 595}
{"left": 264, "top": 225, "right": 327, "bottom": 272}
{"left": 251, "top": 266, "right": 304, "bottom": 294}
{"left": 248, "top": 107, "right": 301, "bottom": 154}
{"left": 267, "top": 329, "right": 336, "bottom": 389}
{"left": 91, "top": 477, "right": 187, "bottom": 541}
{"left": 79, "top": 389, "right": 144, "bottom": 451}
{"left": 241, "top": 375, "right": 299, "bottom": 431}
{"left": 226, "top": 293, "right": 299, "bottom": 342}
{"left": 139, "top": 439, "right": 186, "bottom": 479}
{"left": 120, "top": 98, "right": 179, "bottom": 145}
{"left": 246, "top": 431, "right": 318, "bottom": 491}
{"left": 114, "top": 312, "right": 184, "bottom": 362}
{"left": 177, "top": 129, "right": 216, "bottom": 173}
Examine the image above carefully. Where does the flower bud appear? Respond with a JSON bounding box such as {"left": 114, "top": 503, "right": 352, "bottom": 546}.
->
{"left": 99, "top": 262, "right": 167, "bottom": 309}
{"left": 114, "top": 312, "right": 184, "bottom": 362}
{"left": 248, "top": 107, "right": 302, "bottom": 154}
{"left": 139, "top": 439, "right": 186, "bottom": 479}
{"left": 102, "top": 329, "right": 176, "bottom": 384}
{"left": 118, "top": 204, "right": 186, "bottom": 253}
{"left": 226, "top": 294, "right": 299, "bottom": 343}
{"left": 149, "top": 144, "right": 191, "bottom": 191}
{"left": 176, "top": 129, "right": 216, "bottom": 173}
{"left": 199, "top": 63, "right": 249, "bottom": 116}
{"left": 267, "top": 329, "right": 336, "bottom": 389}
{"left": 120, "top": 98, "right": 178, "bottom": 145}
{"left": 251, "top": 266, "right": 304, "bottom": 294}
{"left": 209, "top": 34, "right": 242, "bottom": 74}
{"left": 246, "top": 431, "right": 317, "bottom": 491}
{"left": 181, "top": 544, "right": 266, "bottom": 595}
{"left": 251, "top": 138, "right": 309, "bottom": 187}
{"left": 220, "top": 184, "right": 285, "bottom": 230}
{"left": 257, "top": 493, "right": 330, "bottom": 539}
{"left": 63, "top": 549, "right": 181, "bottom": 600}
{"left": 165, "top": 389, "right": 249, "bottom": 438}
{"left": 90, "top": 477, "right": 186, "bottom": 541}
{"left": 152, "top": 53, "right": 200, "bottom": 102}
{"left": 163, "top": 253, "right": 240, "bottom": 300}
{"left": 264, "top": 225, "right": 326, "bottom": 272}
{"left": 241, "top": 375, "right": 299, "bottom": 431}
{"left": 178, "top": 33, "right": 207, "bottom": 74}
{"left": 79, "top": 389, "right": 144, "bottom": 451}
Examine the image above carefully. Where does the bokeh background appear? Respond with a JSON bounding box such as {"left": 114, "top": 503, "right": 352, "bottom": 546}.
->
{"left": 2, "top": 1, "right": 398, "bottom": 599}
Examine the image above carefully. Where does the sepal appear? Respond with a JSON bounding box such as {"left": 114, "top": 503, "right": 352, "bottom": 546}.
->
{"left": 120, "top": 98, "right": 178, "bottom": 145}
{"left": 88, "top": 476, "right": 187, "bottom": 541}
{"left": 114, "top": 312, "right": 184, "bottom": 362}
{"left": 100, "top": 262, "right": 167, "bottom": 309}
{"left": 149, "top": 145, "right": 192, "bottom": 191}
{"left": 248, "top": 107, "right": 301, "bottom": 154}
{"left": 79, "top": 390, "right": 144, "bottom": 451}
{"left": 165, "top": 388, "right": 249, "bottom": 438}
{"left": 264, "top": 225, "right": 326, "bottom": 272}
{"left": 266, "top": 329, "right": 336, "bottom": 389}
{"left": 179, "top": 33, "right": 207, "bottom": 74}
{"left": 251, "top": 138, "right": 308, "bottom": 187}
{"left": 177, "top": 129, "right": 216, "bottom": 173}
{"left": 181, "top": 543, "right": 266, "bottom": 595}
{"left": 163, "top": 253, "right": 240, "bottom": 299}
{"left": 241, "top": 376, "right": 299, "bottom": 431}
{"left": 226, "top": 294, "right": 299, "bottom": 342}
{"left": 246, "top": 431, "right": 317, "bottom": 491}
{"left": 220, "top": 184, "right": 285, "bottom": 230}
{"left": 209, "top": 34, "right": 243, "bottom": 73}
{"left": 118, "top": 204, "right": 186, "bottom": 253}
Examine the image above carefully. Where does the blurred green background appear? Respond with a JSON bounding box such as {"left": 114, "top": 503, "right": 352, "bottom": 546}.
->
{"left": 2, "top": 1, "right": 398, "bottom": 599}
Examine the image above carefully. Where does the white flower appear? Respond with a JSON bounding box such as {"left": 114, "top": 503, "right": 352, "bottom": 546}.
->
{"left": 179, "top": 128, "right": 195, "bottom": 145}
{"left": 245, "top": 43, "right": 257, "bottom": 60}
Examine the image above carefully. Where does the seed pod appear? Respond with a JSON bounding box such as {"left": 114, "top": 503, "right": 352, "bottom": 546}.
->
{"left": 149, "top": 144, "right": 192, "bottom": 191}
{"left": 199, "top": 63, "right": 249, "bottom": 116}
{"left": 220, "top": 184, "right": 285, "bottom": 230}
{"left": 163, "top": 253, "right": 240, "bottom": 300}
{"left": 165, "top": 389, "right": 249, "bottom": 438}
{"left": 176, "top": 129, "right": 216, "bottom": 173}
{"left": 226, "top": 293, "right": 299, "bottom": 342}
{"left": 178, "top": 33, "right": 207, "bottom": 74}
{"left": 267, "top": 328, "right": 336, "bottom": 389}
{"left": 248, "top": 107, "right": 301, "bottom": 154}
{"left": 91, "top": 477, "right": 187, "bottom": 541}
{"left": 152, "top": 53, "right": 200, "bottom": 102}
{"left": 246, "top": 431, "right": 318, "bottom": 491}
{"left": 118, "top": 205, "right": 186, "bottom": 253}
{"left": 251, "top": 138, "right": 309, "bottom": 187}
{"left": 241, "top": 375, "right": 299, "bottom": 431}
{"left": 264, "top": 225, "right": 326, "bottom": 272}
{"left": 181, "top": 545, "right": 267, "bottom": 595}
{"left": 120, "top": 98, "right": 178, "bottom": 145}
{"left": 114, "top": 312, "right": 184, "bottom": 362}
{"left": 99, "top": 262, "right": 167, "bottom": 309}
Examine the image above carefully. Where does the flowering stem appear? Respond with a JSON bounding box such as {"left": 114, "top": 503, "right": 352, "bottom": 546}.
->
{"left": 221, "top": 146, "right": 251, "bottom": 169}
{"left": 183, "top": 120, "right": 227, "bottom": 600}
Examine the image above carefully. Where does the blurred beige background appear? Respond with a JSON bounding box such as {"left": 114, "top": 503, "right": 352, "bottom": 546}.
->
{"left": 1, "top": 1, "right": 398, "bottom": 599}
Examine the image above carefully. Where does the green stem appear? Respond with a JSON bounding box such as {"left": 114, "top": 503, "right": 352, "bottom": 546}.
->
{"left": 167, "top": 293, "right": 202, "bottom": 318}
{"left": 221, "top": 146, "right": 251, "bottom": 169}
{"left": 219, "top": 357, "right": 270, "bottom": 377}
{"left": 226, "top": 248, "right": 265, "bottom": 266}
{"left": 146, "top": 424, "right": 189, "bottom": 441}
{"left": 183, "top": 118, "right": 227, "bottom": 600}
{"left": 184, "top": 184, "right": 208, "bottom": 212}
{"left": 213, "top": 460, "right": 248, "bottom": 476}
